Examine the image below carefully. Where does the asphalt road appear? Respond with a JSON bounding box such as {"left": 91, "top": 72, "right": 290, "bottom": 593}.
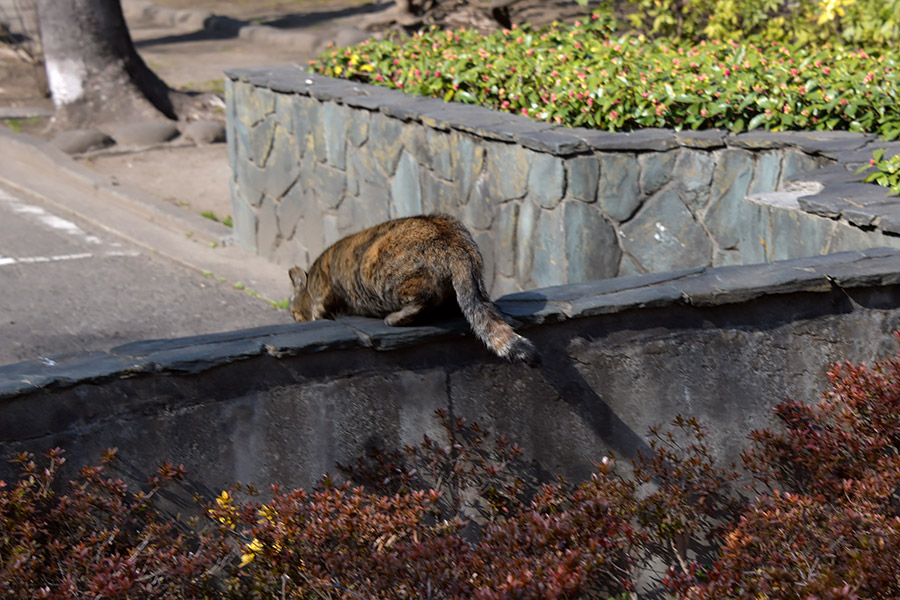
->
{"left": 0, "top": 184, "right": 292, "bottom": 366}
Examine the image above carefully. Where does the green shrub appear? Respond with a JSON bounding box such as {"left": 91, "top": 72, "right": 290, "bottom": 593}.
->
{"left": 312, "top": 18, "right": 900, "bottom": 138}
{"left": 859, "top": 148, "right": 900, "bottom": 194}
{"left": 617, "top": 0, "right": 900, "bottom": 46}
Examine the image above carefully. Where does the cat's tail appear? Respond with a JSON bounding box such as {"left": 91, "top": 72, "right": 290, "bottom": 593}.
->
{"left": 450, "top": 253, "right": 541, "bottom": 367}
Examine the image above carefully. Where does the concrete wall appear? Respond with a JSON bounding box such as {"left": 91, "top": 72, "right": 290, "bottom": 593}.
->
{"left": 225, "top": 67, "right": 900, "bottom": 296}
{"left": 3, "top": 249, "right": 900, "bottom": 492}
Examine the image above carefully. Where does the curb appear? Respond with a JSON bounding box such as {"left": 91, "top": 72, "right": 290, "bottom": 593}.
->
{"left": 0, "top": 126, "right": 230, "bottom": 246}
{"left": 0, "top": 125, "right": 291, "bottom": 305}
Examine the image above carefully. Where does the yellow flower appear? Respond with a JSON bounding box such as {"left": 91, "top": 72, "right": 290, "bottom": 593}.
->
{"left": 239, "top": 538, "right": 264, "bottom": 568}
{"left": 334, "top": 65, "right": 343, "bottom": 76}
{"left": 258, "top": 504, "right": 277, "bottom": 524}
{"left": 210, "top": 490, "right": 236, "bottom": 529}
{"left": 360, "top": 64, "right": 375, "bottom": 73}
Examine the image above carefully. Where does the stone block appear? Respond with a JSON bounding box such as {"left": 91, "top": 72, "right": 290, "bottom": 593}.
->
{"left": 473, "top": 230, "right": 496, "bottom": 292}
{"left": 421, "top": 169, "right": 459, "bottom": 215}
{"left": 311, "top": 162, "right": 347, "bottom": 210}
{"left": 254, "top": 86, "right": 278, "bottom": 118}
{"left": 705, "top": 148, "right": 755, "bottom": 249}
{"left": 273, "top": 237, "right": 309, "bottom": 269}
{"left": 323, "top": 102, "right": 351, "bottom": 170}
{"left": 297, "top": 212, "right": 326, "bottom": 262}
{"left": 464, "top": 174, "right": 496, "bottom": 230}
{"left": 575, "top": 128, "right": 678, "bottom": 151}
{"left": 369, "top": 112, "right": 406, "bottom": 177}
{"left": 450, "top": 133, "right": 485, "bottom": 202}
{"left": 748, "top": 150, "right": 782, "bottom": 195}
{"left": 674, "top": 129, "right": 728, "bottom": 148}
{"left": 517, "top": 129, "right": 589, "bottom": 155}
{"left": 322, "top": 213, "right": 340, "bottom": 248}
{"left": 257, "top": 195, "right": 280, "bottom": 260}
{"left": 275, "top": 93, "right": 295, "bottom": 135}
{"left": 234, "top": 142, "right": 266, "bottom": 207}
{"left": 728, "top": 131, "right": 793, "bottom": 150}
{"left": 347, "top": 145, "right": 387, "bottom": 189}
{"left": 672, "top": 149, "right": 715, "bottom": 211}
{"left": 829, "top": 219, "right": 900, "bottom": 253}
{"left": 781, "top": 150, "right": 826, "bottom": 184}
{"left": 349, "top": 110, "right": 370, "bottom": 147}
{"left": 639, "top": 151, "right": 676, "bottom": 197}
{"left": 495, "top": 201, "right": 519, "bottom": 278}
{"left": 305, "top": 102, "right": 328, "bottom": 164}
{"left": 597, "top": 153, "right": 641, "bottom": 222}
{"left": 278, "top": 180, "right": 313, "bottom": 240}
{"left": 515, "top": 199, "right": 537, "bottom": 283}
{"left": 389, "top": 151, "right": 423, "bottom": 218}
{"left": 338, "top": 189, "right": 390, "bottom": 237}
{"left": 290, "top": 95, "right": 315, "bottom": 151}
{"left": 401, "top": 122, "right": 432, "bottom": 166}
{"left": 491, "top": 273, "right": 522, "bottom": 297}
{"left": 528, "top": 153, "right": 566, "bottom": 209}
{"left": 769, "top": 207, "right": 834, "bottom": 261}
{"left": 484, "top": 142, "right": 530, "bottom": 201}
{"left": 234, "top": 81, "right": 269, "bottom": 127}
{"left": 354, "top": 180, "right": 391, "bottom": 228}
{"left": 735, "top": 201, "right": 773, "bottom": 265}
{"left": 249, "top": 115, "right": 276, "bottom": 166}
{"left": 230, "top": 182, "right": 258, "bottom": 252}
{"left": 620, "top": 189, "right": 712, "bottom": 273}
{"left": 784, "top": 130, "right": 873, "bottom": 155}
{"left": 564, "top": 201, "right": 621, "bottom": 283}
{"left": 566, "top": 155, "right": 599, "bottom": 203}
{"left": 263, "top": 124, "right": 300, "bottom": 199}
{"left": 426, "top": 128, "right": 453, "bottom": 180}
{"left": 531, "top": 205, "right": 567, "bottom": 288}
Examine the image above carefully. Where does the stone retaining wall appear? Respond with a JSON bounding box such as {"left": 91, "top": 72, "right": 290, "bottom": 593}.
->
{"left": 3, "top": 249, "right": 900, "bottom": 492}
{"left": 225, "top": 66, "right": 900, "bottom": 296}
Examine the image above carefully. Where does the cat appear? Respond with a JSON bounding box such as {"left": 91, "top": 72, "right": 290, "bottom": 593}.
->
{"left": 289, "top": 214, "right": 539, "bottom": 366}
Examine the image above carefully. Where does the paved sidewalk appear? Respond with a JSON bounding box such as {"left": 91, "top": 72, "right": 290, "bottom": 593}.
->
{"left": 0, "top": 127, "right": 294, "bottom": 365}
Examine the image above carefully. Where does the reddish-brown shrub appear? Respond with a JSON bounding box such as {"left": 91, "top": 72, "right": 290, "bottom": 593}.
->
{"left": 0, "top": 448, "right": 230, "bottom": 599}
{"left": 677, "top": 341, "right": 900, "bottom": 599}
{"left": 7, "top": 342, "right": 900, "bottom": 599}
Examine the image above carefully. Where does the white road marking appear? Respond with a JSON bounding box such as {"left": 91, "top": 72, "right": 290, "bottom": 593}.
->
{"left": 0, "top": 250, "right": 140, "bottom": 267}
{"left": 0, "top": 188, "right": 105, "bottom": 245}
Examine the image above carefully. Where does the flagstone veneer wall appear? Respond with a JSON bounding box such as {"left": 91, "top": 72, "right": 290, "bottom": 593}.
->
{"left": 225, "top": 67, "right": 900, "bottom": 296}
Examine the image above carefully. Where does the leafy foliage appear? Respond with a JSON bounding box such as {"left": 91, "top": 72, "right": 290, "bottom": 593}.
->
{"left": 0, "top": 448, "right": 229, "bottom": 599}
{"left": 858, "top": 148, "right": 900, "bottom": 195}
{"left": 7, "top": 344, "right": 900, "bottom": 598}
{"left": 680, "top": 339, "right": 900, "bottom": 598}
{"left": 618, "top": 0, "right": 900, "bottom": 46}
{"left": 312, "top": 17, "right": 900, "bottom": 138}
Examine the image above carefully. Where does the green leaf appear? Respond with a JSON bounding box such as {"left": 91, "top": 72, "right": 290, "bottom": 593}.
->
{"left": 748, "top": 113, "right": 768, "bottom": 130}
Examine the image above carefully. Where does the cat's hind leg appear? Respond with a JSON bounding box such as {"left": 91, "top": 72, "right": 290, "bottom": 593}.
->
{"left": 383, "top": 278, "right": 444, "bottom": 326}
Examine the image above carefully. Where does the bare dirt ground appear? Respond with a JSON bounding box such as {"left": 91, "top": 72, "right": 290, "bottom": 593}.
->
{"left": 0, "top": 0, "right": 583, "bottom": 226}
{"left": 0, "top": 0, "right": 378, "bottom": 226}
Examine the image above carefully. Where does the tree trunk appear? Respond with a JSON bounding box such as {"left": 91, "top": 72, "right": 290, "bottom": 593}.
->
{"left": 36, "top": 0, "right": 176, "bottom": 129}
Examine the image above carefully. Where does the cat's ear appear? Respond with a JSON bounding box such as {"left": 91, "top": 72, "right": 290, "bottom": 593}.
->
{"left": 289, "top": 266, "right": 307, "bottom": 289}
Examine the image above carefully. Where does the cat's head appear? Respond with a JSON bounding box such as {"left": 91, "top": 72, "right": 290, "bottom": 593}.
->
{"left": 288, "top": 266, "right": 312, "bottom": 322}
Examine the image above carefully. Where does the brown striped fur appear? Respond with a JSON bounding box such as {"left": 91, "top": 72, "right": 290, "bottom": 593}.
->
{"left": 289, "top": 214, "right": 539, "bottom": 366}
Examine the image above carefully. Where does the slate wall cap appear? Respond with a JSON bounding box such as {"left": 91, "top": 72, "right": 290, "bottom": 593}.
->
{"left": 574, "top": 127, "right": 678, "bottom": 151}
{"left": 4, "top": 250, "right": 900, "bottom": 399}
{"left": 675, "top": 129, "right": 728, "bottom": 148}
